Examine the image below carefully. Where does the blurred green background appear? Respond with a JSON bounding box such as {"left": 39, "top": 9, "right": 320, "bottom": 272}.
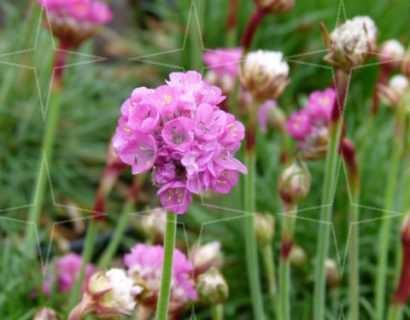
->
{"left": 0, "top": 0, "right": 409, "bottom": 319}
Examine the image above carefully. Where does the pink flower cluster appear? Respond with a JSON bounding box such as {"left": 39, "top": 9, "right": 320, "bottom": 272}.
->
{"left": 203, "top": 48, "right": 242, "bottom": 78}
{"left": 38, "top": 0, "right": 113, "bottom": 24}
{"left": 124, "top": 244, "right": 197, "bottom": 308}
{"left": 113, "top": 71, "right": 247, "bottom": 214}
{"left": 43, "top": 253, "right": 95, "bottom": 295}
{"left": 287, "top": 88, "right": 336, "bottom": 155}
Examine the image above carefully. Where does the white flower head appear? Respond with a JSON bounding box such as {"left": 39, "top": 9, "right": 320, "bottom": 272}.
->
{"left": 379, "top": 40, "right": 405, "bottom": 67}
{"left": 241, "top": 50, "right": 290, "bottom": 101}
{"left": 106, "top": 268, "right": 138, "bottom": 312}
{"left": 325, "top": 16, "right": 377, "bottom": 71}
{"left": 379, "top": 74, "right": 409, "bottom": 108}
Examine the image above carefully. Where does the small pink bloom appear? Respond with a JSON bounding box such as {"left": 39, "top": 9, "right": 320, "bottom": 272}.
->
{"left": 203, "top": 48, "right": 242, "bottom": 78}
{"left": 56, "top": 253, "right": 95, "bottom": 292}
{"left": 210, "top": 170, "right": 239, "bottom": 193}
{"left": 38, "top": 0, "right": 63, "bottom": 11}
{"left": 220, "top": 114, "right": 245, "bottom": 145}
{"left": 128, "top": 102, "right": 159, "bottom": 133}
{"left": 195, "top": 104, "right": 227, "bottom": 141}
{"left": 67, "top": 0, "right": 91, "bottom": 21}
{"left": 158, "top": 181, "right": 193, "bottom": 215}
{"left": 306, "top": 88, "right": 335, "bottom": 124}
{"left": 89, "top": 1, "right": 113, "bottom": 24}
{"left": 113, "top": 132, "right": 157, "bottom": 174}
{"left": 287, "top": 110, "right": 311, "bottom": 141}
{"left": 162, "top": 117, "right": 195, "bottom": 151}
{"left": 153, "top": 163, "right": 176, "bottom": 185}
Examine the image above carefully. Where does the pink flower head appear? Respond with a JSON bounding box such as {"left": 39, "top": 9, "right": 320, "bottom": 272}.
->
{"left": 124, "top": 244, "right": 197, "bottom": 308}
{"left": 203, "top": 48, "right": 242, "bottom": 78}
{"left": 306, "top": 88, "right": 336, "bottom": 124}
{"left": 38, "top": 0, "right": 113, "bottom": 47}
{"left": 287, "top": 110, "right": 311, "bottom": 141}
{"left": 113, "top": 71, "right": 247, "bottom": 215}
{"left": 258, "top": 100, "right": 277, "bottom": 133}
{"left": 42, "top": 253, "right": 95, "bottom": 295}
{"left": 89, "top": 1, "right": 113, "bottom": 24}
{"left": 287, "top": 88, "right": 335, "bottom": 158}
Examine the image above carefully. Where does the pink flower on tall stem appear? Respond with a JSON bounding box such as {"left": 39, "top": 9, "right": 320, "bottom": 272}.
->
{"left": 38, "top": 0, "right": 113, "bottom": 48}
{"left": 286, "top": 88, "right": 336, "bottom": 159}
{"left": 124, "top": 244, "right": 197, "bottom": 312}
{"left": 113, "top": 71, "right": 247, "bottom": 215}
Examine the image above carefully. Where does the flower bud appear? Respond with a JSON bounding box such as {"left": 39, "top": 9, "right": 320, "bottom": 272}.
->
{"left": 392, "top": 213, "right": 410, "bottom": 305}
{"left": 378, "top": 75, "right": 409, "bottom": 108}
{"left": 196, "top": 267, "right": 229, "bottom": 305}
{"left": 254, "top": 213, "right": 275, "bottom": 246}
{"left": 325, "top": 259, "right": 341, "bottom": 289}
{"left": 289, "top": 245, "right": 307, "bottom": 268}
{"left": 258, "top": 100, "right": 287, "bottom": 133}
{"left": 379, "top": 40, "right": 405, "bottom": 69}
{"left": 240, "top": 50, "right": 290, "bottom": 101}
{"left": 139, "top": 208, "right": 166, "bottom": 243}
{"left": 402, "top": 50, "right": 410, "bottom": 79}
{"left": 33, "top": 308, "right": 60, "bottom": 320}
{"left": 278, "top": 160, "right": 311, "bottom": 206}
{"left": 191, "top": 241, "right": 223, "bottom": 275}
{"left": 324, "top": 16, "right": 377, "bottom": 72}
{"left": 69, "top": 269, "right": 139, "bottom": 320}
{"left": 254, "top": 0, "right": 295, "bottom": 14}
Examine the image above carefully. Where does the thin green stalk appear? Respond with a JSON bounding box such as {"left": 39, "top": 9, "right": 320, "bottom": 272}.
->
{"left": 279, "top": 204, "right": 297, "bottom": 320}
{"left": 97, "top": 201, "right": 134, "bottom": 268}
{"left": 261, "top": 244, "right": 281, "bottom": 320}
{"left": 156, "top": 212, "right": 177, "bottom": 320}
{"left": 349, "top": 192, "right": 360, "bottom": 320}
{"left": 212, "top": 304, "right": 224, "bottom": 320}
{"left": 68, "top": 220, "right": 99, "bottom": 309}
{"left": 23, "top": 80, "right": 62, "bottom": 254}
{"left": 313, "top": 119, "right": 343, "bottom": 320}
{"left": 244, "top": 151, "right": 266, "bottom": 320}
{"left": 387, "top": 304, "right": 403, "bottom": 320}
{"left": 190, "top": 0, "right": 203, "bottom": 71}
{"left": 374, "top": 105, "right": 405, "bottom": 320}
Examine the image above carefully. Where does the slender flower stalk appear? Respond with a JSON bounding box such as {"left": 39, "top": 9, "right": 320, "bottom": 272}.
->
{"left": 98, "top": 175, "right": 144, "bottom": 267}
{"left": 339, "top": 138, "right": 360, "bottom": 320}
{"left": 241, "top": 7, "right": 269, "bottom": 52}
{"left": 226, "top": 0, "right": 238, "bottom": 47}
{"left": 156, "top": 212, "right": 177, "bottom": 320}
{"left": 387, "top": 213, "right": 410, "bottom": 320}
{"left": 375, "top": 94, "right": 407, "bottom": 320}
{"left": 23, "top": 41, "right": 68, "bottom": 254}
{"left": 244, "top": 108, "right": 266, "bottom": 320}
{"left": 278, "top": 160, "right": 310, "bottom": 320}
{"left": 313, "top": 69, "right": 351, "bottom": 320}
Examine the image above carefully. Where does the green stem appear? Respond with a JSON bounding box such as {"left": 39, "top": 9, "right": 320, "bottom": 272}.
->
{"left": 190, "top": 0, "right": 203, "bottom": 71}
{"left": 279, "top": 204, "right": 297, "bottom": 320}
{"left": 212, "top": 304, "right": 224, "bottom": 320}
{"left": 261, "top": 244, "right": 281, "bottom": 320}
{"left": 23, "top": 77, "right": 63, "bottom": 254}
{"left": 244, "top": 151, "right": 266, "bottom": 320}
{"left": 349, "top": 192, "right": 360, "bottom": 320}
{"left": 98, "top": 201, "right": 133, "bottom": 268}
{"left": 156, "top": 212, "right": 177, "bottom": 320}
{"left": 68, "top": 220, "right": 99, "bottom": 309}
{"left": 313, "top": 119, "right": 343, "bottom": 320}
{"left": 387, "top": 304, "right": 403, "bottom": 320}
{"left": 374, "top": 106, "right": 405, "bottom": 320}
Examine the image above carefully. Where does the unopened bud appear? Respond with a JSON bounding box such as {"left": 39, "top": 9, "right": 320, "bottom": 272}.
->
{"left": 324, "top": 16, "right": 377, "bottom": 72}
{"left": 325, "top": 259, "right": 341, "bottom": 289}
{"left": 139, "top": 208, "right": 166, "bottom": 243}
{"left": 289, "top": 245, "right": 307, "bottom": 268}
{"left": 254, "top": 0, "right": 295, "bottom": 14}
{"left": 258, "top": 100, "right": 287, "bottom": 133}
{"left": 196, "top": 267, "right": 229, "bottom": 305}
{"left": 33, "top": 308, "right": 60, "bottom": 320}
{"left": 279, "top": 160, "right": 311, "bottom": 205}
{"left": 191, "top": 241, "right": 223, "bottom": 275}
{"left": 379, "top": 40, "right": 405, "bottom": 69}
{"left": 254, "top": 213, "right": 275, "bottom": 246}
{"left": 241, "top": 50, "right": 290, "bottom": 101}
{"left": 378, "top": 75, "right": 409, "bottom": 108}
{"left": 402, "top": 50, "right": 410, "bottom": 79}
